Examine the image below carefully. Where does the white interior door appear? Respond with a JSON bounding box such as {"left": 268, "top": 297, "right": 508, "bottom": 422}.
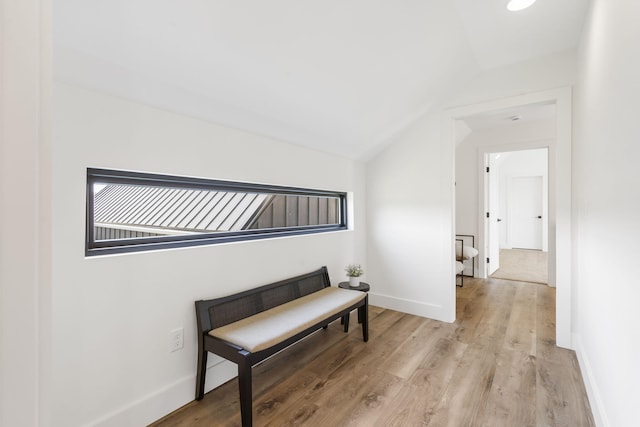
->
{"left": 510, "top": 176, "right": 543, "bottom": 250}
{"left": 487, "top": 156, "right": 500, "bottom": 275}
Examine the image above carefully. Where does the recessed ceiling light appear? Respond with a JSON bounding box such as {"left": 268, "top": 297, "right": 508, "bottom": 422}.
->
{"left": 507, "top": 0, "right": 537, "bottom": 12}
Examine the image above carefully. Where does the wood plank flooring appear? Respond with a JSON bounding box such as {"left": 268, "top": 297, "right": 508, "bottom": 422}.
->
{"left": 151, "top": 278, "right": 594, "bottom": 426}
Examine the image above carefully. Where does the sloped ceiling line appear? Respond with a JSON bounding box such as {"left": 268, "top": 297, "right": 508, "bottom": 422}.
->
{"left": 53, "top": 0, "right": 589, "bottom": 159}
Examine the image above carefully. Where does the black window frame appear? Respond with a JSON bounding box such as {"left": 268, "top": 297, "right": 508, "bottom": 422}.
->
{"left": 86, "top": 168, "right": 348, "bottom": 256}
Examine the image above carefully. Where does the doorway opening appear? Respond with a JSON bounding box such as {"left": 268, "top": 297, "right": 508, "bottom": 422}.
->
{"left": 485, "top": 148, "right": 549, "bottom": 284}
{"left": 445, "top": 87, "right": 573, "bottom": 349}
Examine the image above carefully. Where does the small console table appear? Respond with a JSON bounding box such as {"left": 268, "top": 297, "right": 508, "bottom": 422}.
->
{"left": 338, "top": 281, "right": 370, "bottom": 292}
{"left": 338, "top": 281, "right": 370, "bottom": 326}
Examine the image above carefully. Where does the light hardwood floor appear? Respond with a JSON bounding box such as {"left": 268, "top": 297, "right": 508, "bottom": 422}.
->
{"left": 151, "top": 278, "right": 594, "bottom": 426}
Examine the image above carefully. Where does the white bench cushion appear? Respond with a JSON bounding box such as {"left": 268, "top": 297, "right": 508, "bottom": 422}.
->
{"left": 456, "top": 245, "right": 478, "bottom": 261}
{"left": 209, "top": 287, "right": 366, "bottom": 352}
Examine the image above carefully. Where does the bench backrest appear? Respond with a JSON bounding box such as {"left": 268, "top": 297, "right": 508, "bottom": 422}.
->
{"left": 195, "top": 266, "right": 331, "bottom": 334}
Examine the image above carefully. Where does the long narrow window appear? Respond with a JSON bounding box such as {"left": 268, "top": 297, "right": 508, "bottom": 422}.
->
{"left": 86, "top": 168, "right": 347, "bottom": 256}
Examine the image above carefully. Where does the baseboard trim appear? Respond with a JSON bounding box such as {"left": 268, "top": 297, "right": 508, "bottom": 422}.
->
{"left": 90, "top": 359, "right": 237, "bottom": 427}
{"left": 88, "top": 294, "right": 447, "bottom": 426}
{"left": 368, "top": 292, "right": 450, "bottom": 322}
{"left": 573, "top": 333, "right": 610, "bottom": 427}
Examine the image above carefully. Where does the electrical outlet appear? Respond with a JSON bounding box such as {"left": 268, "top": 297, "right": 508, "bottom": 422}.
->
{"left": 169, "top": 327, "right": 184, "bottom": 352}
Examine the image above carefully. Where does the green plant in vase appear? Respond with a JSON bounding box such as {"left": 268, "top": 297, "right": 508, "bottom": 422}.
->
{"left": 345, "top": 264, "right": 364, "bottom": 287}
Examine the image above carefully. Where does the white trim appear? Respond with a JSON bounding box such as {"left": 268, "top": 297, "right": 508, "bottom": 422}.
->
{"left": 368, "top": 292, "right": 451, "bottom": 323}
{"left": 90, "top": 361, "right": 237, "bottom": 427}
{"left": 444, "top": 87, "right": 573, "bottom": 349}
{"left": 574, "top": 333, "right": 610, "bottom": 427}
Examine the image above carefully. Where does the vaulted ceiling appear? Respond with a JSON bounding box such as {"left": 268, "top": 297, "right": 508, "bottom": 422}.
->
{"left": 54, "top": 0, "right": 590, "bottom": 159}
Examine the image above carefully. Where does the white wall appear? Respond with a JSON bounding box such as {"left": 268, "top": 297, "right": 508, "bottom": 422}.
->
{"left": 573, "top": 2, "right": 640, "bottom": 426}
{"left": 52, "top": 83, "right": 366, "bottom": 427}
{"left": 448, "top": 49, "right": 577, "bottom": 108}
{"left": 366, "top": 52, "right": 576, "bottom": 323}
{"left": 366, "top": 113, "right": 454, "bottom": 321}
{"left": 0, "top": 1, "right": 52, "bottom": 426}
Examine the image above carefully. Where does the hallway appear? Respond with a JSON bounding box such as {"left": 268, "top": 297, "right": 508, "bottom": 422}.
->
{"left": 152, "top": 277, "right": 594, "bottom": 426}
{"left": 490, "top": 249, "right": 548, "bottom": 284}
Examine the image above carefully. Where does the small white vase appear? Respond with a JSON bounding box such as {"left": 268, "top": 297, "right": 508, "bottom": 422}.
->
{"left": 349, "top": 276, "right": 360, "bottom": 287}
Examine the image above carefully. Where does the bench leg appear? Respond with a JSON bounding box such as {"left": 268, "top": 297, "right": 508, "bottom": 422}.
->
{"left": 359, "top": 302, "right": 369, "bottom": 342}
{"left": 238, "top": 360, "right": 252, "bottom": 427}
{"left": 343, "top": 313, "right": 350, "bottom": 332}
{"left": 195, "top": 344, "right": 208, "bottom": 401}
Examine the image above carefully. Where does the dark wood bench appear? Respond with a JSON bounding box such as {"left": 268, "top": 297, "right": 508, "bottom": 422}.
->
{"left": 194, "top": 266, "right": 368, "bottom": 426}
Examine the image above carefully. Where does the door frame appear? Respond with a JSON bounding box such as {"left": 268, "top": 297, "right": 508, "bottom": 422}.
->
{"left": 480, "top": 146, "right": 551, "bottom": 277}
{"left": 444, "top": 87, "right": 573, "bottom": 349}
{"left": 486, "top": 153, "right": 501, "bottom": 275}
